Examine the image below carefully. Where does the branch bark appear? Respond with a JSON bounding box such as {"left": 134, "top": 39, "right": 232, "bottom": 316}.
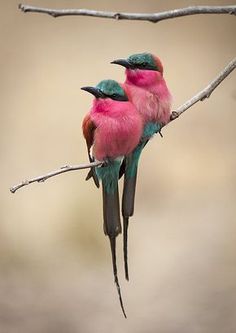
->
{"left": 18, "top": 4, "right": 236, "bottom": 22}
{"left": 10, "top": 57, "right": 236, "bottom": 193}
{"left": 10, "top": 161, "right": 102, "bottom": 193}
{"left": 169, "top": 57, "right": 236, "bottom": 121}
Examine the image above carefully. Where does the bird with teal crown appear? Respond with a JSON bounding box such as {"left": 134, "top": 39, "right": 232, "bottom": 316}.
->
{"left": 82, "top": 79, "right": 143, "bottom": 317}
{"left": 111, "top": 53, "right": 172, "bottom": 281}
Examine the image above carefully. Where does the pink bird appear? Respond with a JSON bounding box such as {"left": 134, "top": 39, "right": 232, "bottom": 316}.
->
{"left": 111, "top": 53, "right": 172, "bottom": 281}
{"left": 81, "top": 79, "right": 142, "bottom": 318}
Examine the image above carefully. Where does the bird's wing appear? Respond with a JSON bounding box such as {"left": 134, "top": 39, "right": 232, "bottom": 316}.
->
{"left": 82, "top": 114, "right": 100, "bottom": 188}
{"left": 82, "top": 113, "right": 96, "bottom": 157}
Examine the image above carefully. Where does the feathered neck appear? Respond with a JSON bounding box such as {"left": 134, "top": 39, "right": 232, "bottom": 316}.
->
{"left": 125, "top": 68, "right": 163, "bottom": 89}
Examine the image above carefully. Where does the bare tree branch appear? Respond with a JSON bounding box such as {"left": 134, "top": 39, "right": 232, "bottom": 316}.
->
{"left": 18, "top": 4, "right": 236, "bottom": 22}
{"left": 10, "top": 161, "right": 102, "bottom": 193}
{"left": 10, "top": 58, "right": 236, "bottom": 194}
{"left": 169, "top": 57, "right": 236, "bottom": 121}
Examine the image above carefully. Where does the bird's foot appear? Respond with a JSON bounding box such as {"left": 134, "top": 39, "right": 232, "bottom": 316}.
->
{"left": 170, "top": 111, "right": 179, "bottom": 121}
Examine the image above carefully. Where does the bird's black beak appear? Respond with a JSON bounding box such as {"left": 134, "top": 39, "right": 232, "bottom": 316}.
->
{"left": 81, "top": 86, "right": 104, "bottom": 98}
{"left": 111, "top": 59, "right": 134, "bottom": 69}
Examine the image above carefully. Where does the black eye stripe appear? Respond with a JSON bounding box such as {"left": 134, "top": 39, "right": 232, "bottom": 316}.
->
{"left": 133, "top": 62, "right": 159, "bottom": 71}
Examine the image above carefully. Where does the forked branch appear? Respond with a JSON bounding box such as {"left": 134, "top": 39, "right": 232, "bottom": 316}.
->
{"left": 10, "top": 57, "right": 236, "bottom": 193}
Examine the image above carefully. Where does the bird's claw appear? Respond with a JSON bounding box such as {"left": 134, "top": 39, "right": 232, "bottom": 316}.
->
{"left": 159, "top": 130, "right": 163, "bottom": 138}
{"left": 170, "top": 111, "right": 179, "bottom": 121}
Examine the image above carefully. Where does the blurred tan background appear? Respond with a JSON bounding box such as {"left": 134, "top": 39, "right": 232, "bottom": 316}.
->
{"left": 1, "top": 0, "right": 236, "bottom": 332}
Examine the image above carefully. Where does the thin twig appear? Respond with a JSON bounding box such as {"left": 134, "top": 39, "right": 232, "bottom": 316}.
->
{"left": 169, "top": 57, "right": 236, "bottom": 122}
{"left": 18, "top": 4, "right": 236, "bottom": 22}
{"left": 10, "top": 58, "right": 236, "bottom": 193}
{"left": 10, "top": 161, "right": 102, "bottom": 193}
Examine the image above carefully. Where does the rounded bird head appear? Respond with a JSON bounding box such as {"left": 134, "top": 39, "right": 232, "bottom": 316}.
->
{"left": 81, "top": 80, "right": 128, "bottom": 101}
{"left": 111, "top": 52, "right": 163, "bottom": 75}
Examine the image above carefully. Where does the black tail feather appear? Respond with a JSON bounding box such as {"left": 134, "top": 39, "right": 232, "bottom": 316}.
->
{"left": 102, "top": 181, "right": 126, "bottom": 317}
{"left": 102, "top": 183, "right": 121, "bottom": 236}
{"left": 109, "top": 237, "right": 127, "bottom": 318}
{"left": 122, "top": 173, "right": 137, "bottom": 218}
{"left": 122, "top": 171, "right": 138, "bottom": 281}
{"left": 123, "top": 217, "right": 129, "bottom": 281}
{"left": 119, "top": 159, "right": 126, "bottom": 179}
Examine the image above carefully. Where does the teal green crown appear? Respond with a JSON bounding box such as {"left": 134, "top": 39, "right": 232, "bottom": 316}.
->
{"left": 128, "top": 53, "right": 158, "bottom": 71}
{"left": 96, "top": 80, "right": 128, "bottom": 101}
